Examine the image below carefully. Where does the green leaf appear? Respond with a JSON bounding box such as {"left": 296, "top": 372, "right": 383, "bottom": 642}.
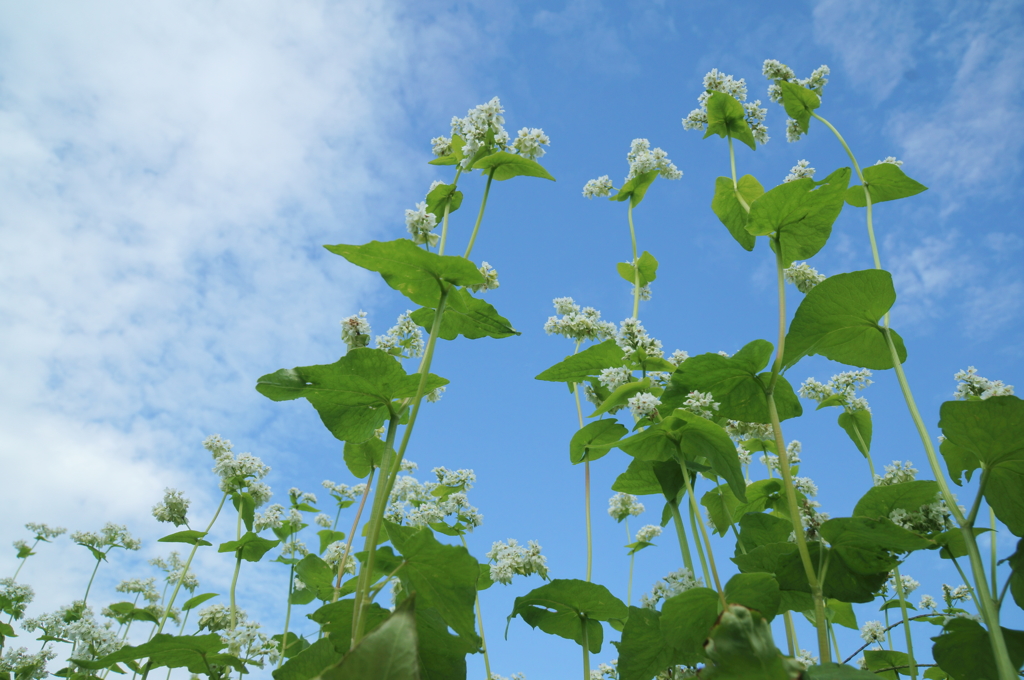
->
{"left": 778, "top": 81, "right": 820, "bottom": 134}
{"left": 854, "top": 481, "right": 942, "bottom": 521}
{"left": 864, "top": 650, "right": 914, "bottom": 679}
{"left": 427, "top": 134, "right": 465, "bottom": 166}
{"left": 217, "top": 532, "right": 280, "bottom": 562}
{"left": 181, "top": 593, "right": 219, "bottom": 612}
{"left": 310, "top": 599, "right": 390, "bottom": 655}
{"left": 933, "top": 527, "right": 991, "bottom": 559}
{"left": 736, "top": 513, "right": 792, "bottom": 554}
{"left": 589, "top": 377, "right": 651, "bottom": 418}
{"left": 931, "top": 618, "right": 1024, "bottom": 680}
{"left": 939, "top": 438, "right": 980, "bottom": 485}
{"left": 273, "top": 632, "right": 310, "bottom": 660}
{"left": 75, "top": 634, "right": 245, "bottom": 674}
{"left": 663, "top": 340, "right": 802, "bottom": 423}
{"left": 535, "top": 339, "right": 624, "bottom": 383}
{"left": 256, "top": 348, "right": 447, "bottom": 443}
{"left": 386, "top": 523, "right": 480, "bottom": 643}
{"left": 939, "top": 396, "right": 1024, "bottom": 536}
{"left": 700, "top": 604, "right": 796, "bottom": 680}
{"left": 732, "top": 542, "right": 800, "bottom": 576}
{"left": 318, "top": 597, "right": 420, "bottom": 680}
{"left": 616, "top": 251, "right": 659, "bottom": 287}
{"left": 325, "top": 239, "right": 485, "bottom": 308}
{"left": 837, "top": 409, "right": 872, "bottom": 457}
{"left": 725, "top": 572, "right": 781, "bottom": 621}
{"left": 471, "top": 150, "right": 555, "bottom": 181}
{"left": 157, "top": 530, "right": 211, "bottom": 547}
{"left": 782, "top": 269, "right": 908, "bottom": 371}
{"left": 615, "top": 606, "right": 673, "bottom": 680}
{"left": 705, "top": 91, "right": 757, "bottom": 150}
{"left": 295, "top": 554, "right": 336, "bottom": 601}
{"left": 477, "top": 563, "right": 494, "bottom": 592}
{"left": 827, "top": 599, "right": 859, "bottom": 630}
{"left": 612, "top": 169, "right": 660, "bottom": 208}
{"left": 612, "top": 459, "right": 663, "bottom": 496}
{"left": 413, "top": 605, "right": 478, "bottom": 680}
{"left": 318, "top": 529, "right": 347, "bottom": 556}
{"left": 424, "top": 181, "right": 463, "bottom": 222}
{"left": 734, "top": 479, "right": 788, "bottom": 519}
{"left": 659, "top": 587, "right": 721, "bottom": 666}
{"left": 846, "top": 163, "right": 928, "bottom": 207}
{"left": 344, "top": 438, "right": 386, "bottom": 479}
{"left": 775, "top": 542, "right": 889, "bottom": 603}
{"left": 711, "top": 175, "right": 763, "bottom": 251}
{"left": 570, "top": 420, "right": 628, "bottom": 464}
{"left": 507, "top": 579, "right": 627, "bottom": 654}
{"left": 410, "top": 287, "right": 519, "bottom": 340}
{"left": 819, "top": 517, "right": 935, "bottom": 554}
{"left": 1007, "top": 538, "right": 1024, "bottom": 610}
{"left": 748, "top": 167, "right": 851, "bottom": 267}
{"left": 703, "top": 484, "right": 743, "bottom": 537}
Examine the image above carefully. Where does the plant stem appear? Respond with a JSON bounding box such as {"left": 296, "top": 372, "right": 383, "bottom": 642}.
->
{"left": 334, "top": 466, "right": 377, "bottom": 600}
{"left": 464, "top": 169, "right": 495, "bottom": 259}
{"left": 625, "top": 519, "right": 634, "bottom": 606}
{"left": 668, "top": 501, "right": 696, "bottom": 575}
{"left": 892, "top": 564, "right": 918, "bottom": 678}
{"left": 728, "top": 136, "right": 737, "bottom": 187}
{"left": 990, "top": 506, "right": 999, "bottom": 596}
{"left": 437, "top": 167, "right": 463, "bottom": 257}
{"left": 11, "top": 539, "right": 40, "bottom": 580}
{"left": 461, "top": 536, "right": 491, "bottom": 680}
{"left": 571, "top": 342, "right": 593, "bottom": 584}
{"left": 687, "top": 494, "right": 712, "bottom": 593}
{"left": 828, "top": 619, "right": 841, "bottom": 664}
{"left": 783, "top": 611, "right": 798, "bottom": 656}
{"left": 229, "top": 507, "right": 243, "bottom": 631}
{"left": 82, "top": 556, "right": 103, "bottom": 605}
{"left": 581, "top": 618, "right": 591, "bottom": 680}
{"left": 627, "top": 202, "right": 641, "bottom": 319}
{"left": 681, "top": 465, "right": 723, "bottom": 603}
{"left": 279, "top": 554, "right": 296, "bottom": 668}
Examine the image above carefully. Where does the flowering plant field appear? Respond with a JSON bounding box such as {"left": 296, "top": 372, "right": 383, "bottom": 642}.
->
{"left": 3, "top": 60, "right": 1023, "bottom": 680}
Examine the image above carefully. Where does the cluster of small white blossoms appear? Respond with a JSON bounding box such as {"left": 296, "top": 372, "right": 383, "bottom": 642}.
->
{"left": 799, "top": 369, "right": 873, "bottom": 412}
{"left": 486, "top": 539, "right": 549, "bottom": 585}
{"left": 598, "top": 366, "right": 632, "bottom": 391}
{"left": 115, "top": 577, "right": 161, "bottom": 604}
{"left": 641, "top": 569, "right": 703, "bottom": 610}
{"left": 374, "top": 312, "right": 425, "bottom": 358}
{"left": 942, "top": 583, "right": 972, "bottom": 604}
{"left": 490, "top": 673, "right": 527, "bottom": 680}
{"left": 384, "top": 467, "right": 482, "bottom": 531}
{"left": 223, "top": 619, "right": 281, "bottom": 668}
{"left": 794, "top": 649, "right": 819, "bottom": 671}
{"left": 616, "top": 318, "right": 664, "bottom": 360}
{"left": 657, "top": 666, "right": 698, "bottom": 680}
{"left": 197, "top": 603, "right": 243, "bottom": 632}
{"left": 582, "top": 138, "right": 682, "bottom": 198}
{"left": 681, "top": 390, "right": 719, "bottom": 420}
{"left": 860, "top": 619, "right": 886, "bottom": 646}
{"left": 783, "top": 261, "right": 826, "bottom": 293}
{"left": 783, "top": 159, "right": 815, "bottom": 183}
{"left": 432, "top": 98, "right": 549, "bottom": 168}
{"left": 760, "top": 439, "right": 802, "bottom": 472}
{"left": 889, "top": 494, "right": 955, "bottom": 534}
{"left": 953, "top": 366, "right": 1014, "bottom": 400}
{"left": 426, "top": 385, "right": 446, "bottom": 403}
{"left": 340, "top": 310, "right": 371, "bottom": 351}
{"left": 591, "top": 660, "right": 618, "bottom": 680}
{"left": 22, "top": 602, "right": 122, "bottom": 665}
{"left": 628, "top": 392, "right": 661, "bottom": 420}
{"left": 322, "top": 479, "right": 367, "bottom": 504}
{"left": 0, "top": 578, "right": 34, "bottom": 618}
{"left": 513, "top": 127, "right": 550, "bottom": 160}
{"left": 888, "top": 572, "right": 920, "bottom": 596}
{"left": 634, "top": 524, "right": 662, "bottom": 543}
{"left": 544, "top": 297, "right": 617, "bottom": 343}
{"left": 405, "top": 201, "right": 439, "bottom": 247}
{"left": 470, "top": 262, "right": 500, "bottom": 293}
{"left": 725, "top": 420, "right": 773, "bottom": 442}
{"left": 762, "top": 60, "right": 830, "bottom": 142}
{"left": 0, "top": 645, "right": 57, "bottom": 680}
{"left": 876, "top": 156, "right": 903, "bottom": 166}
{"left": 152, "top": 488, "right": 190, "bottom": 527}
{"left": 71, "top": 523, "right": 142, "bottom": 552}
{"left": 682, "top": 68, "right": 770, "bottom": 145}
{"left": 24, "top": 522, "right": 67, "bottom": 542}
{"left": 322, "top": 541, "right": 357, "bottom": 575}
{"left": 205, "top": 435, "right": 273, "bottom": 507}
{"left": 874, "top": 460, "right": 918, "bottom": 487}
{"left": 582, "top": 175, "right": 614, "bottom": 198}
{"left": 608, "top": 492, "right": 645, "bottom": 522}
{"left": 150, "top": 552, "right": 199, "bottom": 592}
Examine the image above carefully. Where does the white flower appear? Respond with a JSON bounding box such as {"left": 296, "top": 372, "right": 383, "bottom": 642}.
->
{"left": 375, "top": 311, "right": 425, "bottom": 359}
{"left": 71, "top": 523, "right": 141, "bottom": 552}
{"left": 635, "top": 524, "right": 662, "bottom": 543}
{"left": 630, "top": 284, "right": 652, "bottom": 301}
{"left": 405, "top": 201, "right": 439, "bottom": 247}
{"left": 794, "top": 649, "right": 818, "bottom": 670}
{"left": 222, "top": 619, "right": 280, "bottom": 668}
{"left": 668, "top": 350, "right": 689, "bottom": 367}
{"left": 608, "top": 493, "right": 645, "bottom": 521}
{"left": 625, "top": 138, "right": 682, "bottom": 182}
{"left": 598, "top": 366, "right": 632, "bottom": 391}
{"left": 918, "top": 595, "right": 937, "bottom": 609}
{"left": 314, "top": 513, "right": 332, "bottom": 528}
{"left": 954, "top": 366, "right": 1014, "bottom": 400}
{"left": 628, "top": 392, "right": 661, "bottom": 419}
{"left": 203, "top": 434, "right": 233, "bottom": 459}
{"left": 683, "top": 69, "right": 768, "bottom": 144}
{"left": 451, "top": 97, "right": 511, "bottom": 168}
{"left": 793, "top": 477, "right": 818, "bottom": 497}
{"left": 888, "top": 573, "right": 920, "bottom": 595}
{"left": 430, "top": 136, "right": 452, "bottom": 157}
{"left": 799, "top": 370, "right": 873, "bottom": 412}
{"left": 544, "top": 298, "right": 617, "bottom": 343}
{"left": 152, "top": 488, "right": 190, "bottom": 527}
{"left": 323, "top": 542, "right": 357, "bottom": 574}
{"left": 470, "top": 262, "right": 500, "bottom": 293}
{"left": 681, "top": 391, "right": 718, "bottom": 419}
{"left": 433, "top": 467, "right": 476, "bottom": 488}
{"left": 24, "top": 523, "right": 66, "bottom": 541}
{"left": 725, "top": 420, "right": 773, "bottom": 441}
{"left": 512, "top": 127, "right": 550, "bottom": 160}
{"left": 785, "top": 118, "right": 804, "bottom": 143}
{"left": 254, "top": 504, "right": 285, "bottom": 531}
{"left": 426, "top": 386, "right": 446, "bottom": 403}
{"left": 583, "top": 175, "right": 614, "bottom": 199}
{"left": 641, "top": 569, "right": 702, "bottom": 609}
{"left": 487, "top": 539, "right": 549, "bottom": 585}
{"left": 874, "top": 460, "right": 918, "bottom": 486}
{"left": 860, "top": 620, "right": 886, "bottom": 645}
{"left": 341, "top": 311, "right": 371, "bottom": 351}
{"left": 616, "top": 318, "right": 664, "bottom": 360}
{"left": 876, "top": 156, "right": 903, "bottom": 167}
{"left": 784, "top": 160, "right": 815, "bottom": 183}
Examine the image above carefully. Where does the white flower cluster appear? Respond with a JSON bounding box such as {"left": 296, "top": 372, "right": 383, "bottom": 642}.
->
{"left": 582, "top": 175, "right": 614, "bottom": 199}
{"left": 635, "top": 524, "right": 662, "bottom": 543}
{"left": 152, "top": 488, "right": 190, "bottom": 527}
{"left": 384, "top": 469, "right": 482, "bottom": 532}
{"left": 0, "top": 578, "right": 34, "bottom": 618}
{"left": 322, "top": 541, "right": 357, "bottom": 574}
{"left": 725, "top": 420, "right": 773, "bottom": 442}
{"left": 450, "top": 97, "right": 511, "bottom": 168}
{"left": 616, "top": 318, "right": 664, "bottom": 360}
{"left": 222, "top": 619, "right": 281, "bottom": 669}
{"left": 783, "top": 261, "right": 826, "bottom": 293}
{"left": 340, "top": 311, "right": 372, "bottom": 351}
{"left": 426, "top": 385, "right": 446, "bottom": 403}
{"left": 405, "top": 201, "right": 439, "bottom": 247}
{"left": 799, "top": 369, "right": 873, "bottom": 412}
{"left": 197, "top": 603, "right": 243, "bottom": 632}
{"left": 591, "top": 660, "right": 619, "bottom": 680}
{"left": 512, "top": 127, "right": 550, "bottom": 160}
{"left": 598, "top": 366, "right": 633, "bottom": 392}
{"left": 625, "top": 138, "right": 683, "bottom": 182}
{"left": 641, "top": 569, "right": 703, "bottom": 610}
{"left": 783, "top": 159, "right": 815, "bottom": 183}
{"left": 486, "top": 539, "right": 549, "bottom": 585}
{"left": 942, "top": 583, "right": 972, "bottom": 603}
{"left": 793, "top": 476, "right": 818, "bottom": 497}
{"left": 544, "top": 297, "right": 617, "bottom": 343}
{"left": 470, "top": 262, "right": 500, "bottom": 293}
{"left": 209, "top": 438, "right": 272, "bottom": 506}
{"left": 64, "top": 608, "right": 123, "bottom": 662}
{"left": 376, "top": 311, "right": 425, "bottom": 359}
{"left": 794, "top": 649, "right": 818, "bottom": 671}
{"left": 859, "top": 620, "right": 886, "bottom": 645}
{"left": 889, "top": 494, "right": 953, "bottom": 534}
{"left": 430, "top": 136, "right": 452, "bottom": 157}
{"left": 874, "top": 460, "right": 918, "bottom": 487}
{"left": 796, "top": 497, "right": 830, "bottom": 541}
{"left": 490, "top": 673, "right": 528, "bottom": 680}
{"left": 71, "top": 523, "right": 142, "bottom": 552}
{"left": 24, "top": 523, "right": 66, "bottom": 541}
{"left": 627, "top": 392, "right": 661, "bottom": 419}
{"left": 762, "top": 60, "right": 830, "bottom": 141}
{"left": 115, "top": 577, "right": 160, "bottom": 603}
{"left": 682, "top": 69, "right": 769, "bottom": 146}
{"left": 681, "top": 390, "right": 719, "bottom": 420}
{"left": 0, "top": 646, "right": 57, "bottom": 680}
{"left": 876, "top": 156, "right": 903, "bottom": 166}
{"left": 953, "top": 366, "right": 1014, "bottom": 400}
{"left": 918, "top": 594, "right": 937, "bottom": 610}
{"left": 631, "top": 284, "right": 652, "bottom": 302}
{"left": 888, "top": 572, "right": 920, "bottom": 595}
{"left": 668, "top": 350, "right": 689, "bottom": 367}
{"left": 288, "top": 487, "right": 318, "bottom": 505}
{"left": 608, "top": 492, "right": 645, "bottom": 522}
{"left": 322, "top": 480, "right": 366, "bottom": 503}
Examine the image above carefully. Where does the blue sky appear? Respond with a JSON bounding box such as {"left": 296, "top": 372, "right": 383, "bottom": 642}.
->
{"left": 2, "top": 0, "right": 1023, "bottom": 678}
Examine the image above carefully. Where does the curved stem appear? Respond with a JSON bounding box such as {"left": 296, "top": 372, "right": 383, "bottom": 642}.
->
{"left": 728, "top": 136, "right": 738, "bottom": 187}
{"left": 334, "top": 467, "right": 377, "bottom": 600}
{"left": 991, "top": 506, "right": 999, "bottom": 596}
{"left": 687, "top": 496, "right": 712, "bottom": 592}
{"left": 462, "top": 536, "right": 491, "bottom": 680}
{"left": 892, "top": 564, "right": 918, "bottom": 678}
{"left": 668, "top": 502, "right": 696, "bottom": 575}
{"left": 82, "top": 556, "right": 103, "bottom": 605}
{"left": 628, "top": 203, "right": 640, "bottom": 320}
{"left": 229, "top": 507, "right": 243, "bottom": 631}
{"left": 681, "top": 465, "right": 722, "bottom": 603}
{"left": 437, "top": 167, "right": 463, "bottom": 257}
{"left": 464, "top": 169, "right": 495, "bottom": 259}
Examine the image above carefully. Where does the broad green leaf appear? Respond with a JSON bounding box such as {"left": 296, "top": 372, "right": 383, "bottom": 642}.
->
{"left": 939, "top": 438, "right": 980, "bottom": 485}
{"left": 837, "top": 409, "right": 872, "bottom": 457}
{"left": 725, "top": 572, "right": 781, "bottom": 621}
{"left": 612, "top": 169, "right": 659, "bottom": 208}
{"left": 424, "top": 181, "right": 463, "bottom": 222}
{"left": 700, "top": 604, "right": 796, "bottom": 680}
{"left": 310, "top": 599, "right": 390, "bottom": 655}
{"left": 477, "top": 563, "right": 494, "bottom": 592}
{"left": 827, "top": 599, "right": 859, "bottom": 630}
{"left": 217, "top": 532, "right": 280, "bottom": 562}
{"left": 273, "top": 632, "right": 310, "bottom": 660}
{"left": 615, "top": 607, "right": 673, "bottom": 680}
{"left": 711, "top": 175, "right": 763, "bottom": 251}
{"left": 590, "top": 377, "right": 651, "bottom": 418}
{"left": 652, "top": 460, "right": 687, "bottom": 503}
{"left": 1007, "top": 539, "right": 1024, "bottom": 610}
{"left": 775, "top": 542, "right": 888, "bottom": 602}
{"left": 659, "top": 587, "right": 721, "bottom": 666}
{"left": 819, "top": 517, "right": 934, "bottom": 554}
{"left": 703, "top": 484, "right": 743, "bottom": 537}
{"left": 612, "top": 459, "right": 663, "bottom": 496}
{"left": 413, "top": 606, "right": 478, "bottom": 680}
{"left": 318, "top": 597, "right": 420, "bottom": 680}
{"left": 106, "top": 602, "right": 159, "bottom": 625}
{"left": 181, "top": 593, "right": 219, "bottom": 611}
{"left": 931, "top": 618, "right": 1024, "bottom": 680}
{"left": 705, "top": 91, "right": 757, "bottom": 150}
{"left": 157, "top": 530, "right": 211, "bottom": 547}
{"left": 778, "top": 81, "right": 820, "bottom": 134}
{"left": 616, "top": 251, "right": 659, "bottom": 287}
{"left": 737, "top": 513, "right": 792, "bottom": 554}
{"left": 318, "top": 529, "right": 346, "bottom": 556}
{"left": 732, "top": 542, "right": 799, "bottom": 576}
{"left": 846, "top": 163, "right": 928, "bottom": 207}
{"left": 733, "top": 479, "right": 787, "bottom": 519}
{"left": 325, "top": 239, "right": 484, "bottom": 308}
{"left": 75, "top": 634, "right": 244, "bottom": 674}
{"left": 663, "top": 340, "right": 802, "bottom": 423}
{"left": 570, "top": 420, "right": 628, "bottom": 464}
{"left": 386, "top": 523, "right": 479, "bottom": 643}
{"left": 853, "top": 481, "right": 942, "bottom": 521}
{"left": 344, "top": 438, "right": 386, "bottom": 479}
{"left": 507, "top": 579, "right": 627, "bottom": 654}
{"left": 748, "top": 167, "right": 851, "bottom": 266}
{"left": 472, "top": 150, "right": 555, "bottom": 181}
{"left": 804, "top": 663, "right": 881, "bottom": 679}
{"left": 410, "top": 287, "right": 519, "bottom": 340}
{"left": 535, "top": 339, "right": 624, "bottom": 383}
{"left": 782, "top": 269, "right": 908, "bottom": 371}
{"left": 864, "top": 650, "right": 914, "bottom": 679}
{"left": 256, "top": 349, "right": 447, "bottom": 443}
{"left": 939, "top": 396, "right": 1024, "bottom": 535}
{"left": 295, "top": 554, "right": 336, "bottom": 602}
{"left": 934, "top": 528, "right": 991, "bottom": 560}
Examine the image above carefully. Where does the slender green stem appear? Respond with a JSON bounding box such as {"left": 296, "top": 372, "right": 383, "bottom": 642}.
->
{"left": 571, "top": 341, "right": 593, "bottom": 583}
{"left": 279, "top": 559, "right": 295, "bottom": 668}
{"left": 82, "top": 556, "right": 103, "bottom": 605}
{"left": 843, "top": 614, "right": 936, "bottom": 665}
{"left": 334, "top": 466, "right": 377, "bottom": 600}
{"left": 892, "top": 565, "right": 918, "bottom": 678}
{"left": 950, "top": 556, "right": 981, "bottom": 613}
{"left": 627, "top": 202, "right": 641, "bottom": 320}
{"left": 681, "top": 464, "right": 722, "bottom": 603}
{"left": 625, "top": 519, "right": 633, "bottom": 607}
{"left": 828, "top": 620, "right": 841, "bottom": 663}
{"left": 668, "top": 502, "right": 696, "bottom": 575}
{"left": 687, "top": 494, "right": 712, "bottom": 593}
{"left": 990, "top": 506, "right": 999, "bottom": 596}
{"left": 581, "top": 618, "right": 591, "bottom": 680}
{"left": 850, "top": 420, "right": 876, "bottom": 480}
{"left": 229, "top": 507, "right": 243, "bottom": 631}
{"left": 11, "top": 539, "right": 40, "bottom": 580}
{"left": 464, "top": 169, "right": 495, "bottom": 259}
{"left": 462, "top": 536, "right": 491, "bottom": 680}
{"left": 783, "top": 611, "right": 798, "bottom": 657}
{"left": 884, "top": 608, "right": 893, "bottom": 650}
{"left": 437, "top": 167, "right": 463, "bottom": 256}
{"left": 728, "top": 136, "right": 737, "bottom": 187}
